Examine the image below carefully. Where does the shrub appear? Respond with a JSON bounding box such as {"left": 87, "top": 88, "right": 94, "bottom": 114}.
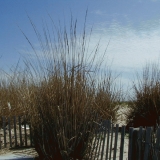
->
{"left": 0, "top": 12, "right": 122, "bottom": 159}
{"left": 126, "top": 63, "right": 160, "bottom": 131}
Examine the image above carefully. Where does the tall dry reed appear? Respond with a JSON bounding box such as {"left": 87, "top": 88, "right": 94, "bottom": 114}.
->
{"left": 0, "top": 12, "right": 122, "bottom": 159}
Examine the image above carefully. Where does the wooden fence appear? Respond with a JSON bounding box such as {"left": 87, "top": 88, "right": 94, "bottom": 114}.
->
{"left": 89, "top": 120, "right": 128, "bottom": 160}
{"left": 0, "top": 116, "right": 33, "bottom": 149}
{"left": 1, "top": 116, "right": 160, "bottom": 160}
{"left": 128, "top": 126, "right": 160, "bottom": 160}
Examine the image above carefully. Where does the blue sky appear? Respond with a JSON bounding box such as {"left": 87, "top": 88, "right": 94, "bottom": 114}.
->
{"left": 1, "top": 0, "right": 160, "bottom": 93}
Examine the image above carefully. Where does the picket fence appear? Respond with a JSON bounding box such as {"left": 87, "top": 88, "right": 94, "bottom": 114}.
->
{"left": 0, "top": 116, "right": 160, "bottom": 160}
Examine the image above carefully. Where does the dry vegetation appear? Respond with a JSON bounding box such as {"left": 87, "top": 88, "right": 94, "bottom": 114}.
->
{"left": 0, "top": 14, "right": 122, "bottom": 159}
{"left": 126, "top": 63, "right": 160, "bottom": 131}
{"left": 1, "top": 11, "right": 160, "bottom": 160}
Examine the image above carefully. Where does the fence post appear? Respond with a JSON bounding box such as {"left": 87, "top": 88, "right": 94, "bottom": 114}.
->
{"left": 18, "top": 116, "right": 22, "bottom": 146}
{"left": 113, "top": 124, "right": 119, "bottom": 160}
{"left": 109, "top": 123, "right": 114, "bottom": 160}
{"left": 143, "top": 127, "right": 152, "bottom": 160}
{"left": 128, "top": 127, "right": 134, "bottom": 160}
{"left": 105, "top": 120, "right": 111, "bottom": 160}
{"left": 3, "top": 117, "right": 7, "bottom": 148}
{"left": 0, "top": 133, "right": 1, "bottom": 149}
{"left": 119, "top": 126, "right": 125, "bottom": 160}
{"left": 97, "top": 121, "right": 104, "bottom": 158}
{"left": 24, "top": 120, "right": 27, "bottom": 146}
{"left": 90, "top": 122, "right": 99, "bottom": 160}
{"left": 100, "top": 120, "right": 107, "bottom": 160}
{"left": 8, "top": 117, "right": 12, "bottom": 148}
{"left": 153, "top": 127, "right": 160, "bottom": 159}
{"left": 129, "top": 127, "right": 144, "bottom": 160}
{"left": 137, "top": 126, "right": 144, "bottom": 160}
{"left": 93, "top": 121, "right": 102, "bottom": 159}
{"left": 29, "top": 124, "right": 33, "bottom": 146}
{"left": 13, "top": 116, "right": 17, "bottom": 147}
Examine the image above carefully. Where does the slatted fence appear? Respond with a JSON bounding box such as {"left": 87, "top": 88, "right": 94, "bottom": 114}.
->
{"left": 89, "top": 120, "right": 128, "bottom": 160}
{"left": 1, "top": 116, "right": 160, "bottom": 160}
{"left": 128, "top": 126, "right": 160, "bottom": 160}
{"left": 0, "top": 116, "right": 33, "bottom": 149}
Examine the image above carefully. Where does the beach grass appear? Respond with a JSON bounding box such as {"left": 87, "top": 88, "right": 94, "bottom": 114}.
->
{"left": 0, "top": 13, "right": 122, "bottom": 159}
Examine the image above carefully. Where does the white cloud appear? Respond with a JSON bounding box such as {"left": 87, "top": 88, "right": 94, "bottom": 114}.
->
{"left": 85, "top": 21, "right": 160, "bottom": 92}
{"left": 94, "top": 10, "right": 105, "bottom": 16}
{"left": 18, "top": 19, "right": 160, "bottom": 94}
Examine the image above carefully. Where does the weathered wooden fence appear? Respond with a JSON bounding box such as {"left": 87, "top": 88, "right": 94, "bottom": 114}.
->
{"left": 1, "top": 116, "right": 160, "bottom": 160}
{"left": 0, "top": 116, "right": 33, "bottom": 149}
{"left": 89, "top": 120, "right": 128, "bottom": 160}
{"left": 128, "top": 126, "right": 160, "bottom": 160}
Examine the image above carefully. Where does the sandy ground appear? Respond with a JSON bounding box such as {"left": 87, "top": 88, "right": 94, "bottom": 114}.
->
{"left": 115, "top": 105, "right": 130, "bottom": 127}
{"left": 0, "top": 126, "right": 38, "bottom": 159}
{"left": 0, "top": 147, "right": 38, "bottom": 159}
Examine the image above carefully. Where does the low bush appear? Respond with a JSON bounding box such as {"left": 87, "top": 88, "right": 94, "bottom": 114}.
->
{"left": 126, "top": 63, "right": 160, "bottom": 131}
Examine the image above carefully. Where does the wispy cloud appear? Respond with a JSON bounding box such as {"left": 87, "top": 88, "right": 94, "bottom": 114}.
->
{"left": 93, "top": 10, "right": 107, "bottom": 16}
{"left": 85, "top": 20, "right": 160, "bottom": 90}
{"left": 18, "top": 18, "right": 160, "bottom": 93}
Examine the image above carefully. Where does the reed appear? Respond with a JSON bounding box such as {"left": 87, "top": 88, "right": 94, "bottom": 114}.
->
{"left": 0, "top": 12, "right": 122, "bottom": 159}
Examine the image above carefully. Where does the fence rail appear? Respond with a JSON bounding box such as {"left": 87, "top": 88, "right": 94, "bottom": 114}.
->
{"left": 1, "top": 116, "right": 160, "bottom": 160}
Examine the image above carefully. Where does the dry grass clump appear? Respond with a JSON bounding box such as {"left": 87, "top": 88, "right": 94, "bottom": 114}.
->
{"left": 0, "top": 13, "right": 122, "bottom": 159}
{"left": 94, "top": 75, "right": 121, "bottom": 121}
{"left": 126, "top": 63, "right": 160, "bottom": 130}
{"left": 0, "top": 72, "right": 37, "bottom": 127}
{"left": 0, "top": 81, "right": 21, "bottom": 117}
{"left": 0, "top": 73, "right": 35, "bottom": 112}
{"left": 27, "top": 70, "right": 100, "bottom": 159}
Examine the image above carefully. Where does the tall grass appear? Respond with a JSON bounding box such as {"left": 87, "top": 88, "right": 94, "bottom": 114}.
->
{"left": 126, "top": 63, "right": 160, "bottom": 130}
{"left": 0, "top": 13, "right": 122, "bottom": 159}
